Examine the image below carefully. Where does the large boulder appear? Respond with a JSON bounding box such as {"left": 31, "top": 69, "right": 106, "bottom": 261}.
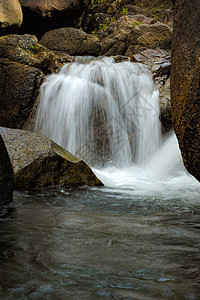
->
{"left": 0, "top": 34, "right": 55, "bottom": 129}
{"left": 0, "top": 134, "right": 14, "bottom": 205}
{"left": 99, "top": 15, "right": 172, "bottom": 56}
{"left": 0, "top": 0, "right": 23, "bottom": 34}
{"left": 0, "top": 60, "right": 44, "bottom": 129}
{"left": 40, "top": 27, "right": 100, "bottom": 56}
{"left": 0, "top": 127, "right": 102, "bottom": 189}
{"left": 19, "top": 0, "right": 90, "bottom": 39}
{"left": 0, "top": 34, "right": 55, "bottom": 74}
{"left": 171, "top": 0, "right": 200, "bottom": 182}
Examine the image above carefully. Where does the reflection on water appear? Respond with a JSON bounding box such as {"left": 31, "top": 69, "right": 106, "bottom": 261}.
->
{"left": 0, "top": 188, "right": 200, "bottom": 299}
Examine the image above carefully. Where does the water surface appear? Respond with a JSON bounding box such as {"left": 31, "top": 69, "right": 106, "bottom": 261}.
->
{"left": 0, "top": 187, "right": 200, "bottom": 300}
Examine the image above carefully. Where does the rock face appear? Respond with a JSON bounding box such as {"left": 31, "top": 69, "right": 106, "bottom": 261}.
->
{"left": 130, "top": 48, "right": 172, "bottom": 132}
{"left": 0, "top": 127, "right": 102, "bottom": 189}
{"left": 159, "top": 78, "right": 172, "bottom": 133}
{"left": 0, "top": 134, "right": 14, "bottom": 205}
{"left": 97, "top": 16, "right": 172, "bottom": 56}
{"left": 0, "top": 34, "right": 55, "bottom": 129}
{"left": 19, "top": 0, "right": 90, "bottom": 38}
{"left": 40, "top": 28, "right": 100, "bottom": 56}
{"left": 171, "top": 0, "right": 200, "bottom": 181}
{"left": 0, "top": 0, "right": 23, "bottom": 34}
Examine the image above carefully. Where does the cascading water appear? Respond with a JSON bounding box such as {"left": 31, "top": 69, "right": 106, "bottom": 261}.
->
{"left": 35, "top": 57, "right": 200, "bottom": 200}
{"left": 36, "top": 57, "right": 160, "bottom": 166}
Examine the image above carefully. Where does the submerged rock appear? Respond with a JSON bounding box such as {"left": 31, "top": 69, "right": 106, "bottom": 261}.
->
{"left": 0, "top": 134, "right": 14, "bottom": 205}
{"left": 0, "top": 127, "right": 102, "bottom": 189}
{"left": 171, "top": 0, "right": 200, "bottom": 182}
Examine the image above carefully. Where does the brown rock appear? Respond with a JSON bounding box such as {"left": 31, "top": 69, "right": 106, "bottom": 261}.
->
{"left": 0, "top": 127, "right": 102, "bottom": 189}
{"left": 0, "top": 0, "right": 22, "bottom": 33}
{"left": 171, "top": 0, "right": 200, "bottom": 182}
{"left": 0, "top": 34, "right": 56, "bottom": 129}
{"left": 100, "top": 34, "right": 127, "bottom": 56}
{"left": 0, "top": 34, "right": 55, "bottom": 74}
{"left": 126, "top": 21, "right": 172, "bottom": 55}
{"left": 40, "top": 27, "right": 100, "bottom": 56}
{"left": 99, "top": 14, "right": 172, "bottom": 56}
{"left": 159, "top": 78, "right": 172, "bottom": 133}
{"left": 134, "top": 0, "right": 173, "bottom": 9}
{"left": 19, "top": 0, "right": 90, "bottom": 38}
{"left": 0, "top": 60, "right": 44, "bottom": 129}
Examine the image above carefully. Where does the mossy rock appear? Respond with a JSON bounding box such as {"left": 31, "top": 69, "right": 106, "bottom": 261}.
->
{"left": 0, "top": 127, "right": 103, "bottom": 189}
{"left": 0, "top": 34, "right": 55, "bottom": 75}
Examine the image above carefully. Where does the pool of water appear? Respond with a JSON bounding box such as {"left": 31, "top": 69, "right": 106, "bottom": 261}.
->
{"left": 0, "top": 187, "right": 200, "bottom": 299}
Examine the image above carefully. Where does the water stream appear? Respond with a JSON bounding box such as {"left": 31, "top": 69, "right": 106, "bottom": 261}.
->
{"left": 0, "top": 58, "right": 200, "bottom": 299}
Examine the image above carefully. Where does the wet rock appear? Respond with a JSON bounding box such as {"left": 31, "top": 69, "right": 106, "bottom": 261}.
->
{"left": 0, "top": 0, "right": 23, "bottom": 34}
{"left": 0, "top": 34, "right": 55, "bottom": 129}
{"left": 171, "top": 0, "right": 200, "bottom": 182}
{"left": 19, "top": 0, "right": 89, "bottom": 39}
{"left": 0, "top": 127, "right": 103, "bottom": 189}
{"left": 40, "top": 27, "right": 100, "bottom": 56}
{"left": 131, "top": 48, "right": 171, "bottom": 82}
{"left": 130, "top": 49, "right": 172, "bottom": 132}
{"left": 0, "top": 134, "right": 14, "bottom": 205}
{"left": 159, "top": 78, "right": 172, "bottom": 133}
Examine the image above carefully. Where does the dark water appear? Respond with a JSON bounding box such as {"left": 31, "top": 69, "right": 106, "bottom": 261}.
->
{"left": 0, "top": 187, "right": 200, "bottom": 299}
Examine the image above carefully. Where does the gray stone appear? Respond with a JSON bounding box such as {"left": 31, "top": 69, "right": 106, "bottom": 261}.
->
{"left": 1, "top": 127, "right": 103, "bottom": 189}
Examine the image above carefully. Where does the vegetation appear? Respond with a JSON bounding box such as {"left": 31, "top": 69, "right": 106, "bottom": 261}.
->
{"left": 91, "top": 0, "right": 121, "bottom": 6}
{"left": 122, "top": 8, "right": 128, "bottom": 15}
{"left": 131, "top": 20, "right": 143, "bottom": 28}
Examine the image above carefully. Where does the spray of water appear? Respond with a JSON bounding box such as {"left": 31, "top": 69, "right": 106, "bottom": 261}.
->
{"left": 35, "top": 57, "right": 200, "bottom": 200}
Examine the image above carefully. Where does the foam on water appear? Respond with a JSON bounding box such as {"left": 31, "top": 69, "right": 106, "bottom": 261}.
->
{"left": 35, "top": 57, "right": 200, "bottom": 200}
{"left": 93, "top": 131, "right": 200, "bottom": 201}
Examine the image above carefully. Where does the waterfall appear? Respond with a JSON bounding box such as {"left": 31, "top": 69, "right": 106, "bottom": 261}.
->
{"left": 36, "top": 57, "right": 161, "bottom": 167}
{"left": 35, "top": 57, "right": 200, "bottom": 199}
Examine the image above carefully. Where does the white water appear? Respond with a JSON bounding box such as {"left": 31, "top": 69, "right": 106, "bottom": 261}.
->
{"left": 35, "top": 57, "right": 200, "bottom": 200}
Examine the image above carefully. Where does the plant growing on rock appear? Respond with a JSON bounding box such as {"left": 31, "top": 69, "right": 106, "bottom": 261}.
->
{"left": 122, "top": 7, "right": 128, "bottom": 15}
{"left": 131, "top": 20, "right": 143, "bottom": 28}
